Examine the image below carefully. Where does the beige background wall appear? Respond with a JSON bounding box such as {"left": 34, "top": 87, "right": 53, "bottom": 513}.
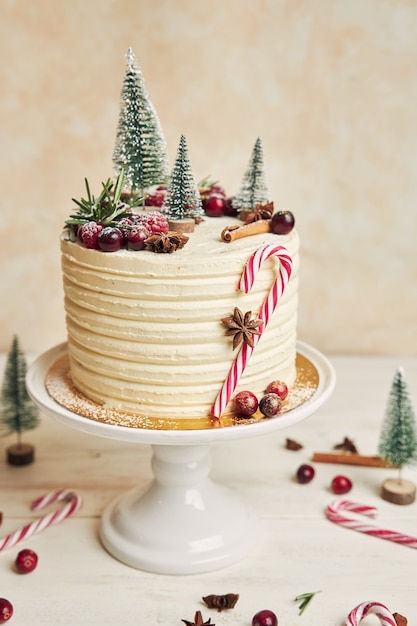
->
{"left": 1, "top": 0, "right": 416, "bottom": 356}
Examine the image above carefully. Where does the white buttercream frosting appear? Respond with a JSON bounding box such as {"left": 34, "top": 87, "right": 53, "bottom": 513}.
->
{"left": 61, "top": 216, "right": 299, "bottom": 420}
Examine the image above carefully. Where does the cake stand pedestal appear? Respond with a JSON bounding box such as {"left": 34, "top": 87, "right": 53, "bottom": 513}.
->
{"left": 26, "top": 341, "right": 335, "bottom": 575}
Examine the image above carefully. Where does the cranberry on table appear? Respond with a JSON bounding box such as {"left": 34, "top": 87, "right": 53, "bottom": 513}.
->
{"left": 265, "top": 380, "right": 288, "bottom": 401}
{"left": 233, "top": 390, "right": 258, "bottom": 417}
{"left": 204, "top": 194, "right": 226, "bottom": 217}
{"left": 296, "top": 463, "right": 315, "bottom": 484}
{"left": 259, "top": 393, "right": 282, "bottom": 418}
{"left": 15, "top": 548, "right": 38, "bottom": 574}
{"left": 0, "top": 598, "right": 13, "bottom": 623}
{"left": 270, "top": 210, "right": 295, "bottom": 235}
{"left": 330, "top": 475, "right": 352, "bottom": 494}
{"left": 252, "top": 609, "right": 278, "bottom": 626}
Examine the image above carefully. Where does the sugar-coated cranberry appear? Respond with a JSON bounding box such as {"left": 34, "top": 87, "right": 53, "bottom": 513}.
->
{"left": 140, "top": 211, "right": 169, "bottom": 234}
{"left": 98, "top": 227, "right": 123, "bottom": 252}
{"left": 208, "top": 184, "right": 226, "bottom": 198}
{"left": 296, "top": 463, "right": 315, "bottom": 484}
{"left": 270, "top": 210, "right": 295, "bottom": 235}
{"left": 265, "top": 380, "right": 288, "bottom": 401}
{"left": 252, "top": 609, "right": 278, "bottom": 626}
{"left": 15, "top": 548, "right": 38, "bottom": 574}
{"left": 330, "top": 475, "right": 352, "bottom": 494}
{"left": 0, "top": 599, "right": 13, "bottom": 623}
{"left": 259, "top": 393, "right": 282, "bottom": 418}
{"left": 234, "top": 390, "right": 258, "bottom": 417}
{"left": 127, "top": 226, "right": 150, "bottom": 251}
{"left": 79, "top": 221, "right": 103, "bottom": 249}
{"left": 145, "top": 190, "right": 166, "bottom": 207}
{"left": 204, "top": 194, "right": 226, "bottom": 217}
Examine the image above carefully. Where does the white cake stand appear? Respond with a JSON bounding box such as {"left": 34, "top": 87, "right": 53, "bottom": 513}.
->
{"left": 26, "top": 341, "right": 335, "bottom": 575}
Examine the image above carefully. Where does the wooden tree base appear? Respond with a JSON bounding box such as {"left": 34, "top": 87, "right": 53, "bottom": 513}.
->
{"left": 167, "top": 218, "right": 195, "bottom": 233}
{"left": 7, "top": 443, "right": 35, "bottom": 466}
{"left": 381, "top": 478, "right": 416, "bottom": 505}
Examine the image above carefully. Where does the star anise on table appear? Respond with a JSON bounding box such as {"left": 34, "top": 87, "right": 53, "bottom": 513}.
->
{"left": 244, "top": 201, "right": 275, "bottom": 224}
{"left": 145, "top": 231, "right": 189, "bottom": 253}
{"left": 202, "top": 593, "right": 239, "bottom": 612}
{"left": 334, "top": 436, "right": 358, "bottom": 454}
{"left": 181, "top": 610, "right": 214, "bottom": 626}
{"left": 222, "top": 307, "right": 263, "bottom": 350}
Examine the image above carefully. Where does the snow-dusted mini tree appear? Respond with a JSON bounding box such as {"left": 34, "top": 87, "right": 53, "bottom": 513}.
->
{"left": 232, "top": 137, "right": 270, "bottom": 212}
{"left": 378, "top": 367, "right": 417, "bottom": 504}
{"left": 0, "top": 335, "right": 39, "bottom": 465}
{"left": 113, "top": 48, "right": 169, "bottom": 199}
{"left": 163, "top": 135, "right": 203, "bottom": 222}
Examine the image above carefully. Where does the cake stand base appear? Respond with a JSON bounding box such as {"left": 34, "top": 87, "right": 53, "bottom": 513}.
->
{"left": 100, "top": 443, "right": 257, "bottom": 574}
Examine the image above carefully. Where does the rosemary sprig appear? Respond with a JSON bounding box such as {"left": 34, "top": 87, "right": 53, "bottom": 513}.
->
{"left": 294, "top": 590, "right": 321, "bottom": 615}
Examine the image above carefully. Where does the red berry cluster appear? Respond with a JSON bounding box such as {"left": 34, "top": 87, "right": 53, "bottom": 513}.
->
{"left": 144, "top": 186, "right": 166, "bottom": 208}
{"left": 200, "top": 183, "right": 236, "bottom": 218}
{"left": 77, "top": 211, "right": 169, "bottom": 252}
{"left": 233, "top": 380, "right": 288, "bottom": 419}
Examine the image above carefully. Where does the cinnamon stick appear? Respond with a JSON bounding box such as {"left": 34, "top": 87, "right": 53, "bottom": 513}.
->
{"left": 311, "top": 452, "right": 396, "bottom": 468}
{"left": 221, "top": 220, "right": 271, "bottom": 242}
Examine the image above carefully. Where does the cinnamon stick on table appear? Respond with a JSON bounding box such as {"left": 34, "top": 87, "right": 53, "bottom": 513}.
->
{"left": 311, "top": 452, "right": 396, "bottom": 468}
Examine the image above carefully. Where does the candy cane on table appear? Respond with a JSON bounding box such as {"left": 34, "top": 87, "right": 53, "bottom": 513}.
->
{"left": 344, "top": 601, "right": 398, "bottom": 626}
{"left": 211, "top": 244, "right": 293, "bottom": 418}
{"left": 326, "top": 499, "right": 417, "bottom": 549}
{"left": 0, "top": 489, "right": 82, "bottom": 552}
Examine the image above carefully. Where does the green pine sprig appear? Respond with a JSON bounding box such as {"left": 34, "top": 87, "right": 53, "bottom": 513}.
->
{"left": 294, "top": 590, "right": 321, "bottom": 615}
{"left": 65, "top": 169, "right": 142, "bottom": 229}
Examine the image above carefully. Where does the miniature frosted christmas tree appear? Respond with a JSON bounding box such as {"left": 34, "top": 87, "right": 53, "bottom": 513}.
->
{"left": 163, "top": 134, "right": 203, "bottom": 232}
{"left": 378, "top": 367, "right": 417, "bottom": 504}
{"left": 113, "top": 47, "right": 169, "bottom": 200}
{"left": 232, "top": 137, "right": 270, "bottom": 212}
{"left": 0, "top": 335, "right": 39, "bottom": 465}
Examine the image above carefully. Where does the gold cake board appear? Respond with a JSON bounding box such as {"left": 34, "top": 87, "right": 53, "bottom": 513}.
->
{"left": 45, "top": 352, "right": 319, "bottom": 431}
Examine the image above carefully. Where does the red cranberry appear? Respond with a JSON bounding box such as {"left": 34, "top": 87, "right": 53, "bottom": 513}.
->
{"left": 224, "top": 197, "right": 238, "bottom": 217}
{"left": 0, "top": 599, "right": 13, "bottom": 623}
{"left": 252, "top": 609, "right": 278, "bottom": 626}
{"left": 15, "top": 548, "right": 38, "bottom": 574}
{"left": 209, "top": 184, "right": 226, "bottom": 198}
{"left": 127, "top": 226, "right": 150, "bottom": 251}
{"left": 233, "top": 390, "right": 258, "bottom": 417}
{"left": 270, "top": 210, "right": 295, "bottom": 235}
{"left": 204, "top": 194, "right": 226, "bottom": 217}
{"left": 265, "top": 380, "right": 288, "bottom": 401}
{"left": 145, "top": 190, "right": 166, "bottom": 207}
{"left": 296, "top": 464, "right": 315, "bottom": 484}
{"left": 330, "top": 475, "right": 352, "bottom": 494}
{"left": 259, "top": 393, "right": 282, "bottom": 418}
{"left": 98, "top": 227, "right": 123, "bottom": 252}
{"left": 79, "top": 221, "right": 103, "bottom": 249}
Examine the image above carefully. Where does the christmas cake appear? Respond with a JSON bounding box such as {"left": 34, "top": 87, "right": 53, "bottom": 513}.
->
{"left": 57, "top": 48, "right": 300, "bottom": 427}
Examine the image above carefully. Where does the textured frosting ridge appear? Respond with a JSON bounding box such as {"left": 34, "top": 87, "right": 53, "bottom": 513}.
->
{"left": 61, "top": 216, "right": 299, "bottom": 419}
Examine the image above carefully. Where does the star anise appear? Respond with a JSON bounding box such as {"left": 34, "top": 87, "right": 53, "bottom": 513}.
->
{"left": 181, "top": 610, "right": 214, "bottom": 626}
{"left": 334, "top": 437, "right": 358, "bottom": 454}
{"left": 145, "top": 231, "right": 189, "bottom": 253}
{"left": 244, "top": 201, "right": 274, "bottom": 224}
{"left": 222, "top": 307, "right": 263, "bottom": 350}
{"left": 202, "top": 593, "right": 239, "bottom": 612}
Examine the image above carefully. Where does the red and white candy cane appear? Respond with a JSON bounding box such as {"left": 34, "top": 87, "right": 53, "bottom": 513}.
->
{"left": 344, "top": 601, "right": 398, "bottom": 626}
{"left": 0, "top": 489, "right": 82, "bottom": 552}
{"left": 326, "top": 499, "right": 417, "bottom": 549}
{"left": 211, "top": 244, "right": 292, "bottom": 418}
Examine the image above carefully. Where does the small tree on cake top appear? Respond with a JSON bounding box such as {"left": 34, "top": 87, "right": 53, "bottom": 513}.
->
{"left": 113, "top": 47, "right": 169, "bottom": 198}
{"left": 378, "top": 367, "right": 417, "bottom": 476}
{"left": 163, "top": 135, "right": 203, "bottom": 221}
{"left": 232, "top": 137, "right": 270, "bottom": 211}
{"left": 0, "top": 336, "right": 39, "bottom": 464}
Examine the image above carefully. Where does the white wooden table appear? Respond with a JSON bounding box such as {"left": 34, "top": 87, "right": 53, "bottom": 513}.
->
{"left": 1, "top": 354, "right": 416, "bottom": 625}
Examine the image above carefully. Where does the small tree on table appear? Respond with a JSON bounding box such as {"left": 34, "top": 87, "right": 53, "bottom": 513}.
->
{"left": 232, "top": 137, "right": 270, "bottom": 212}
{"left": 163, "top": 134, "right": 203, "bottom": 231}
{"left": 378, "top": 367, "right": 417, "bottom": 504}
{"left": 113, "top": 47, "right": 169, "bottom": 201}
{"left": 0, "top": 335, "right": 39, "bottom": 465}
